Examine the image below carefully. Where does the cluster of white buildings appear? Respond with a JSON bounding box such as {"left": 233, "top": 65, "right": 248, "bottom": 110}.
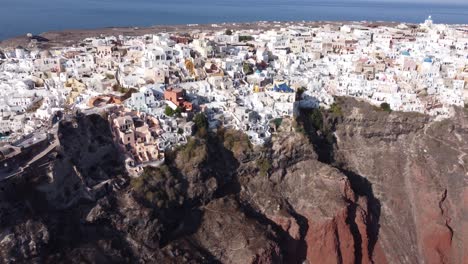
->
{"left": 0, "top": 17, "right": 467, "bottom": 158}
{"left": 108, "top": 107, "right": 194, "bottom": 174}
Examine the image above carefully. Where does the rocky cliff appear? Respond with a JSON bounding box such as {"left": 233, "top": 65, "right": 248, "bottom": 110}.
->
{"left": 328, "top": 98, "right": 467, "bottom": 264}
{"left": 0, "top": 98, "right": 466, "bottom": 264}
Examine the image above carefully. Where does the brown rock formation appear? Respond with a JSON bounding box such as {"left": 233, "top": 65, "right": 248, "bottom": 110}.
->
{"left": 328, "top": 98, "right": 467, "bottom": 264}
{"left": 0, "top": 98, "right": 466, "bottom": 264}
{"left": 237, "top": 127, "right": 378, "bottom": 264}
{"left": 194, "top": 197, "right": 282, "bottom": 264}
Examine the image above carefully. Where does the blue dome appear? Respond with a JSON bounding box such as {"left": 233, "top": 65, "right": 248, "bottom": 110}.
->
{"left": 401, "top": 51, "right": 410, "bottom": 56}
{"left": 424, "top": 57, "right": 432, "bottom": 63}
{"left": 273, "top": 83, "right": 294, "bottom": 93}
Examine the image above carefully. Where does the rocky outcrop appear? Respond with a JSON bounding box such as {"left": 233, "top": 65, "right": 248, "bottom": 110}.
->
{"left": 194, "top": 197, "right": 282, "bottom": 264}
{"left": 0, "top": 113, "right": 282, "bottom": 263}
{"left": 0, "top": 220, "right": 49, "bottom": 262}
{"left": 238, "top": 125, "right": 378, "bottom": 264}
{"left": 327, "top": 98, "right": 467, "bottom": 264}
{"left": 0, "top": 99, "right": 466, "bottom": 263}
{"left": 0, "top": 113, "right": 131, "bottom": 263}
{"left": 236, "top": 99, "right": 467, "bottom": 264}
{"left": 37, "top": 113, "right": 127, "bottom": 209}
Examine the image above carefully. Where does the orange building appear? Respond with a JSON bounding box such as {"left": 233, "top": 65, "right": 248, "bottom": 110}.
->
{"left": 164, "top": 88, "right": 193, "bottom": 111}
{"left": 88, "top": 95, "right": 123, "bottom": 108}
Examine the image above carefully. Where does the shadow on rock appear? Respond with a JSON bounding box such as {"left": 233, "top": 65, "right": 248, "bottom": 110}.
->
{"left": 340, "top": 168, "right": 382, "bottom": 262}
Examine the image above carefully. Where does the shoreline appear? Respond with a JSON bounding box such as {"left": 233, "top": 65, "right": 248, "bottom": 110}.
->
{"left": 1, "top": 19, "right": 466, "bottom": 50}
{"left": 0, "top": 20, "right": 407, "bottom": 49}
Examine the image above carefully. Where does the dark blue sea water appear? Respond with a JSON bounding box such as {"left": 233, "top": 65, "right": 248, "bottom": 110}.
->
{"left": 1, "top": 0, "right": 467, "bottom": 40}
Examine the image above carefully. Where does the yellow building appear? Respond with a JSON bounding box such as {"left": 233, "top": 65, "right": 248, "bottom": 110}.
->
{"left": 65, "top": 78, "right": 86, "bottom": 104}
{"left": 253, "top": 85, "right": 260, "bottom": 93}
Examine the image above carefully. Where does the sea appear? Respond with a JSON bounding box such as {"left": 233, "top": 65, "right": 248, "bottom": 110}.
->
{"left": 1, "top": 0, "right": 467, "bottom": 40}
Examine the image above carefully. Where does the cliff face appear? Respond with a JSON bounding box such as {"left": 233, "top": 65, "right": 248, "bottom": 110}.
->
{"left": 0, "top": 114, "right": 282, "bottom": 263}
{"left": 329, "top": 98, "right": 467, "bottom": 264}
{"left": 0, "top": 114, "right": 130, "bottom": 263}
{"left": 0, "top": 98, "right": 466, "bottom": 264}
{"left": 237, "top": 122, "right": 379, "bottom": 264}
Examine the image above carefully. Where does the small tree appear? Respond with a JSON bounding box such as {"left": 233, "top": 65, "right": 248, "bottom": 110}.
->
{"left": 380, "top": 102, "right": 392, "bottom": 113}
{"left": 174, "top": 107, "right": 183, "bottom": 117}
{"left": 296, "top": 87, "right": 307, "bottom": 101}
{"left": 225, "top": 29, "right": 233, "bottom": 36}
{"left": 272, "top": 118, "right": 283, "bottom": 130}
{"left": 165, "top": 106, "right": 175, "bottom": 116}
{"left": 310, "top": 109, "right": 323, "bottom": 131}
{"left": 193, "top": 113, "right": 209, "bottom": 137}
{"left": 243, "top": 63, "right": 253, "bottom": 75}
{"left": 130, "top": 166, "right": 183, "bottom": 209}
{"left": 257, "top": 158, "right": 271, "bottom": 177}
{"left": 330, "top": 103, "right": 343, "bottom": 116}
{"left": 194, "top": 113, "right": 208, "bottom": 130}
{"left": 239, "top": 36, "right": 254, "bottom": 42}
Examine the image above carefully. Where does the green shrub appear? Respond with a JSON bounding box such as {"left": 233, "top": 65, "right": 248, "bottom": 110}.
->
{"left": 175, "top": 107, "right": 183, "bottom": 117}
{"left": 130, "top": 166, "right": 183, "bottom": 209}
{"left": 239, "top": 36, "right": 254, "bottom": 42}
{"left": 309, "top": 108, "right": 323, "bottom": 131}
{"left": 220, "top": 129, "right": 252, "bottom": 160}
{"left": 176, "top": 138, "right": 207, "bottom": 169}
{"left": 296, "top": 87, "right": 307, "bottom": 101}
{"left": 329, "top": 103, "right": 342, "bottom": 116}
{"left": 243, "top": 62, "right": 253, "bottom": 75}
{"left": 225, "top": 29, "right": 233, "bottom": 36}
{"left": 272, "top": 118, "right": 283, "bottom": 129}
{"left": 380, "top": 102, "right": 392, "bottom": 113}
{"left": 194, "top": 113, "right": 208, "bottom": 130}
{"left": 165, "top": 106, "right": 175, "bottom": 116}
{"left": 194, "top": 113, "right": 208, "bottom": 137}
{"left": 257, "top": 158, "right": 271, "bottom": 177}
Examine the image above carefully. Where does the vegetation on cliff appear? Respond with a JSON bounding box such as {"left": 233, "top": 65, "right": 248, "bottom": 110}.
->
{"left": 131, "top": 165, "right": 185, "bottom": 208}
{"left": 3, "top": 99, "right": 465, "bottom": 263}
{"left": 380, "top": 102, "right": 392, "bottom": 112}
{"left": 239, "top": 35, "right": 254, "bottom": 42}
{"left": 217, "top": 128, "right": 253, "bottom": 161}
{"left": 193, "top": 113, "right": 208, "bottom": 137}
{"left": 176, "top": 138, "right": 208, "bottom": 169}
{"left": 256, "top": 158, "right": 272, "bottom": 177}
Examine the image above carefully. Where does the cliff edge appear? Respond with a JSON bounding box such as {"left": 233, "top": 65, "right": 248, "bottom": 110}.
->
{"left": 0, "top": 98, "right": 466, "bottom": 264}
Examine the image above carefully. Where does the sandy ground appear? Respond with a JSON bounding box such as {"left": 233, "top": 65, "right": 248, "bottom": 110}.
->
{"left": 0, "top": 20, "right": 402, "bottom": 50}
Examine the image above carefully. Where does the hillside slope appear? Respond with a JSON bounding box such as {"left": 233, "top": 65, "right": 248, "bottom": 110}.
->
{"left": 0, "top": 98, "right": 466, "bottom": 264}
